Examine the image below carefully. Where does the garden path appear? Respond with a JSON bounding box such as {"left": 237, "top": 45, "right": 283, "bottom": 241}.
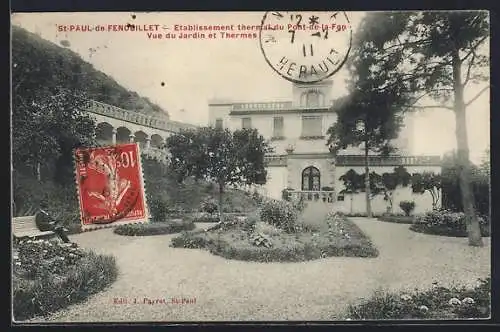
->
{"left": 29, "top": 209, "right": 490, "bottom": 322}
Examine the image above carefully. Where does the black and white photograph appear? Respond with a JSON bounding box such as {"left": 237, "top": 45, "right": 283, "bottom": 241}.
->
{"left": 11, "top": 10, "right": 491, "bottom": 323}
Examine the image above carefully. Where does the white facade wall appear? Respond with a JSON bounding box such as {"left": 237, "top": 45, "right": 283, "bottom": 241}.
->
{"left": 224, "top": 112, "right": 337, "bottom": 155}
{"left": 266, "top": 166, "right": 288, "bottom": 200}
{"left": 207, "top": 103, "right": 232, "bottom": 128}
{"left": 207, "top": 81, "right": 438, "bottom": 213}
{"left": 334, "top": 165, "right": 442, "bottom": 215}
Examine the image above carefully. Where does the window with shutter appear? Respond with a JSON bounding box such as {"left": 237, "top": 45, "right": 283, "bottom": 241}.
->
{"left": 215, "top": 118, "right": 223, "bottom": 129}
{"left": 273, "top": 117, "right": 284, "bottom": 138}
{"left": 242, "top": 117, "right": 252, "bottom": 129}
{"left": 301, "top": 116, "right": 322, "bottom": 137}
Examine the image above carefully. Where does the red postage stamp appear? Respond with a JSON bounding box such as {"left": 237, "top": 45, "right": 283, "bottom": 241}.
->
{"left": 74, "top": 143, "right": 149, "bottom": 230}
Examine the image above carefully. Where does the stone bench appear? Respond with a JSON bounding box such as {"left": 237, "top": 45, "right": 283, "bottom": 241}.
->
{"left": 12, "top": 215, "right": 55, "bottom": 240}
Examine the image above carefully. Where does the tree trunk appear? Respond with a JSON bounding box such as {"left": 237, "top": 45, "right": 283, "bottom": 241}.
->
{"left": 388, "top": 194, "right": 393, "bottom": 214}
{"left": 452, "top": 49, "right": 483, "bottom": 247}
{"left": 218, "top": 181, "right": 225, "bottom": 223}
{"left": 36, "top": 162, "right": 41, "bottom": 181}
{"left": 350, "top": 194, "right": 353, "bottom": 214}
{"left": 364, "top": 140, "right": 372, "bottom": 218}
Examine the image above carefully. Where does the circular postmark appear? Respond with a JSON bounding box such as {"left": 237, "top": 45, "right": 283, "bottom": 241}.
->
{"left": 259, "top": 11, "right": 352, "bottom": 84}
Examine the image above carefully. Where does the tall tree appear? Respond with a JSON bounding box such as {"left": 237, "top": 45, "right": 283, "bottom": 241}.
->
{"left": 166, "top": 127, "right": 272, "bottom": 222}
{"left": 339, "top": 11, "right": 489, "bottom": 246}
{"left": 327, "top": 87, "right": 406, "bottom": 218}
{"left": 12, "top": 25, "right": 98, "bottom": 183}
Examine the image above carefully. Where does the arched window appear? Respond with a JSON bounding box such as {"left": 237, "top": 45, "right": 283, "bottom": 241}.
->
{"left": 306, "top": 91, "right": 320, "bottom": 107}
{"left": 302, "top": 166, "right": 321, "bottom": 191}
{"left": 301, "top": 90, "right": 325, "bottom": 107}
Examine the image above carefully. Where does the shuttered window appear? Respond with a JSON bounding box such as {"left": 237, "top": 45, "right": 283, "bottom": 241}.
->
{"left": 242, "top": 117, "right": 252, "bottom": 129}
{"left": 273, "top": 117, "right": 284, "bottom": 137}
{"left": 301, "top": 116, "right": 322, "bottom": 137}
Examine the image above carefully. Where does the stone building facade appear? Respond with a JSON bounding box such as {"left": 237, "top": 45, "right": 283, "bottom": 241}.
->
{"left": 208, "top": 80, "right": 442, "bottom": 215}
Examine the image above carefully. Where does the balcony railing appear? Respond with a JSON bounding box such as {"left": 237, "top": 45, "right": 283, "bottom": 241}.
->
{"left": 289, "top": 190, "right": 336, "bottom": 203}
{"left": 82, "top": 99, "right": 197, "bottom": 133}
{"left": 264, "top": 154, "right": 441, "bottom": 167}
{"left": 232, "top": 101, "right": 293, "bottom": 111}
{"left": 231, "top": 101, "right": 333, "bottom": 112}
{"left": 143, "top": 147, "right": 168, "bottom": 161}
{"left": 335, "top": 155, "right": 442, "bottom": 166}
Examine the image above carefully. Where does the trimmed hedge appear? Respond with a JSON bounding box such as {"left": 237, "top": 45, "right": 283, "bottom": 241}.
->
{"left": 410, "top": 210, "right": 490, "bottom": 237}
{"left": 410, "top": 223, "right": 490, "bottom": 237}
{"left": 114, "top": 220, "right": 195, "bottom": 236}
{"left": 377, "top": 215, "right": 415, "bottom": 224}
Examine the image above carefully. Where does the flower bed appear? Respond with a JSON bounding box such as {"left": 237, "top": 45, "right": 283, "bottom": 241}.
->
{"left": 170, "top": 211, "right": 379, "bottom": 262}
{"left": 409, "top": 210, "right": 490, "bottom": 237}
{"left": 113, "top": 220, "right": 195, "bottom": 236}
{"left": 377, "top": 215, "right": 415, "bottom": 224}
{"left": 346, "top": 278, "right": 490, "bottom": 320}
{"left": 12, "top": 239, "right": 118, "bottom": 321}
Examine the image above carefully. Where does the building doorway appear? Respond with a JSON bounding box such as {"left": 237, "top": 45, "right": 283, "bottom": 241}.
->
{"left": 302, "top": 166, "right": 320, "bottom": 191}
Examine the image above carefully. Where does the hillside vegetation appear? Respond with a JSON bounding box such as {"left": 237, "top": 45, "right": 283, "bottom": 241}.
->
{"left": 11, "top": 26, "right": 258, "bottom": 230}
{"left": 12, "top": 25, "right": 168, "bottom": 116}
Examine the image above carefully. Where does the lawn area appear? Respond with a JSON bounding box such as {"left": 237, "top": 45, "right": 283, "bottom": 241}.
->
{"left": 171, "top": 201, "right": 379, "bottom": 262}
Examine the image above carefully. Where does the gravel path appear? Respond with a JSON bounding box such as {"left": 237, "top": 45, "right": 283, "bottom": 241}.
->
{"left": 25, "top": 212, "right": 490, "bottom": 322}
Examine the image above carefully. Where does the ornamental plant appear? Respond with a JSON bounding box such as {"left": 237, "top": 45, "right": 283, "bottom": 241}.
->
{"left": 414, "top": 209, "right": 489, "bottom": 236}
{"left": 200, "top": 198, "right": 218, "bottom": 215}
{"left": 14, "top": 239, "right": 84, "bottom": 278}
{"left": 399, "top": 201, "right": 416, "bottom": 216}
{"left": 259, "top": 199, "right": 298, "bottom": 233}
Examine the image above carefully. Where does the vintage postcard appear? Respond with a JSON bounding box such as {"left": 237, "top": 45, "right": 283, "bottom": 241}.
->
{"left": 11, "top": 11, "right": 491, "bottom": 323}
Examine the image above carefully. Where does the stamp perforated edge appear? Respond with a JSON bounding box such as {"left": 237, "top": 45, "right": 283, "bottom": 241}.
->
{"left": 73, "top": 143, "right": 151, "bottom": 233}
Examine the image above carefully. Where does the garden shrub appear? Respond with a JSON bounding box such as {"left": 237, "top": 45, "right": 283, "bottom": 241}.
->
{"left": 250, "top": 233, "right": 273, "bottom": 248}
{"left": 252, "top": 190, "right": 264, "bottom": 204}
{"left": 170, "top": 230, "right": 214, "bottom": 249}
{"left": 259, "top": 199, "right": 298, "bottom": 232}
{"left": 114, "top": 220, "right": 195, "bottom": 236}
{"left": 346, "top": 278, "right": 490, "bottom": 320}
{"left": 281, "top": 187, "right": 294, "bottom": 201}
{"left": 200, "top": 198, "right": 218, "bottom": 214}
{"left": 411, "top": 209, "right": 490, "bottom": 237}
{"left": 148, "top": 198, "right": 170, "bottom": 223}
{"left": 12, "top": 239, "right": 118, "bottom": 321}
{"left": 240, "top": 211, "right": 259, "bottom": 231}
{"left": 292, "top": 197, "right": 307, "bottom": 212}
{"left": 13, "top": 171, "right": 82, "bottom": 231}
{"left": 253, "top": 221, "right": 282, "bottom": 237}
{"left": 399, "top": 201, "right": 416, "bottom": 216}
